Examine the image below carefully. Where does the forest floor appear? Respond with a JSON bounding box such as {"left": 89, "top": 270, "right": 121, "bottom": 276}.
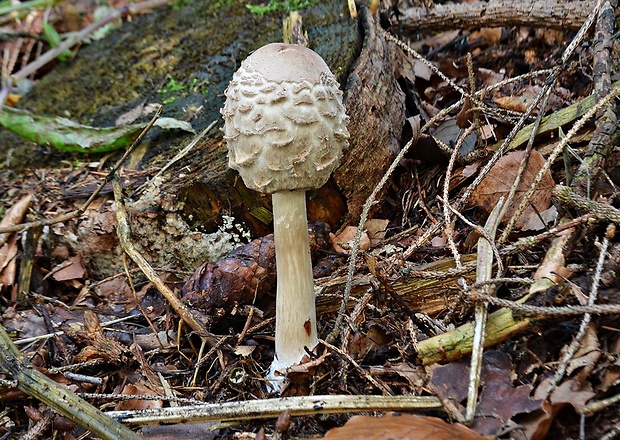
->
{"left": 1, "top": 0, "right": 619, "bottom": 439}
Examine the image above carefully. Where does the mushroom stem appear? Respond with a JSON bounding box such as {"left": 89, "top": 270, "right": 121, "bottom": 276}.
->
{"left": 270, "top": 190, "right": 318, "bottom": 376}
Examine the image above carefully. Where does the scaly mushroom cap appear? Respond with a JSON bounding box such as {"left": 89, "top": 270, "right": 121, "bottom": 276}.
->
{"left": 221, "top": 43, "right": 349, "bottom": 194}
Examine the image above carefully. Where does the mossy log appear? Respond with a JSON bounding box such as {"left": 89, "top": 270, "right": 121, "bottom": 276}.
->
{"left": 1, "top": 1, "right": 413, "bottom": 278}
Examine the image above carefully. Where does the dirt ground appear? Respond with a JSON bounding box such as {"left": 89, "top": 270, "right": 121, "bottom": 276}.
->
{"left": 1, "top": 0, "right": 619, "bottom": 439}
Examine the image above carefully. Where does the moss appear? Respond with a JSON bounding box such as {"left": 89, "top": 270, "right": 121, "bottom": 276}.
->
{"left": 0, "top": 0, "right": 359, "bottom": 170}
{"left": 246, "top": 0, "right": 320, "bottom": 16}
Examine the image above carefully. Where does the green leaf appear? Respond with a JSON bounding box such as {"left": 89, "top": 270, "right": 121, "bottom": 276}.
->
{"left": 0, "top": 107, "right": 194, "bottom": 154}
{"left": 42, "top": 22, "right": 72, "bottom": 62}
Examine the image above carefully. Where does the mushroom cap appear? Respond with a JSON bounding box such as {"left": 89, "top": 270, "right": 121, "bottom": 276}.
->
{"left": 221, "top": 43, "right": 349, "bottom": 194}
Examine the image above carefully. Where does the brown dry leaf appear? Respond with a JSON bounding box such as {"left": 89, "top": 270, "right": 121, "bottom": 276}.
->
{"left": 116, "top": 382, "right": 163, "bottom": 411}
{"left": 494, "top": 95, "right": 534, "bottom": 113}
{"left": 381, "top": 362, "right": 426, "bottom": 392}
{"left": 331, "top": 226, "right": 370, "bottom": 253}
{"left": 456, "top": 97, "right": 474, "bottom": 128}
{"left": 470, "top": 28, "right": 503, "bottom": 45}
{"left": 430, "top": 351, "right": 541, "bottom": 436}
{"left": 0, "top": 234, "right": 18, "bottom": 290}
{"left": 322, "top": 413, "right": 491, "bottom": 439}
{"left": 134, "top": 330, "right": 177, "bottom": 351}
{"left": 348, "top": 322, "right": 392, "bottom": 360}
{"left": 409, "top": 29, "right": 461, "bottom": 52}
{"left": 529, "top": 225, "right": 573, "bottom": 295}
{"left": 0, "top": 194, "right": 33, "bottom": 291}
{"left": 0, "top": 193, "right": 33, "bottom": 245}
{"left": 599, "top": 335, "right": 620, "bottom": 392}
{"left": 469, "top": 150, "right": 554, "bottom": 229}
{"left": 478, "top": 68, "right": 505, "bottom": 88}
{"left": 71, "top": 310, "right": 133, "bottom": 364}
{"left": 519, "top": 377, "right": 596, "bottom": 440}
{"left": 495, "top": 86, "right": 569, "bottom": 114}
{"left": 2, "top": 307, "right": 47, "bottom": 341}
{"left": 475, "top": 351, "right": 541, "bottom": 421}
{"left": 50, "top": 255, "right": 87, "bottom": 281}
{"left": 566, "top": 322, "right": 601, "bottom": 376}
{"left": 365, "top": 219, "right": 389, "bottom": 246}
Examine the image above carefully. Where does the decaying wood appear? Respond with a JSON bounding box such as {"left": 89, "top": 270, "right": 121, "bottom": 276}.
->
{"left": 107, "top": 394, "right": 443, "bottom": 427}
{"left": 572, "top": 0, "right": 619, "bottom": 196}
{"left": 14, "top": 2, "right": 410, "bottom": 279}
{"left": 180, "top": 223, "right": 475, "bottom": 323}
{"left": 180, "top": 222, "right": 331, "bottom": 321}
{"left": 398, "top": 0, "right": 597, "bottom": 34}
{"left": 416, "top": 307, "right": 531, "bottom": 366}
{"left": 316, "top": 256, "right": 473, "bottom": 318}
{"left": 335, "top": 5, "right": 409, "bottom": 219}
{"left": 112, "top": 177, "right": 217, "bottom": 345}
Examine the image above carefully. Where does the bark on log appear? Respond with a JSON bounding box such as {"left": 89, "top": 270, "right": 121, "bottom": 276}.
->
{"left": 398, "top": 0, "right": 597, "bottom": 34}
{"left": 0, "top": 1, "right": 410, "bottom": 278}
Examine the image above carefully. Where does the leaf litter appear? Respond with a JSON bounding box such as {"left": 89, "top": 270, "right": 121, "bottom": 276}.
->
{"left": 1, "top": 1, "right": 620, "bottom": 439}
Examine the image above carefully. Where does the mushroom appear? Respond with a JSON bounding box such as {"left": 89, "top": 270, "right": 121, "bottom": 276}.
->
{"left": 221, "top": 43, "right": 349, "bottom": 385}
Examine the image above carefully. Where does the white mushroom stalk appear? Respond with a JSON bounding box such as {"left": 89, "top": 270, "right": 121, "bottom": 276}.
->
{"left": 221, "top": 43, "right": 349, "bottom": 387}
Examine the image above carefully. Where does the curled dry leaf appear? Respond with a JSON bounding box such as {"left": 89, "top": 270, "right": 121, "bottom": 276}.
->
{"left": 566, "top": 322, "right": 601, "bottom": 376}
{"left": 0, "top": 194, "right": 33, "bottom": 291}
{"left": 322, "top": 413, "right": 491, "bottom": 440}
{"left": 519, "top": 377, "right": 597, "bottom": 440}
{"left": 0, "top": 193, "right": 33, "bottom": 246}
{"left": 331, "top": 226, "right": 370, "bottom": 254}
{"left": 365, "top": 219, "right": 390, "bottom": 245}
{"left": 469, "top": 150, "right": 554, "bottom": 229}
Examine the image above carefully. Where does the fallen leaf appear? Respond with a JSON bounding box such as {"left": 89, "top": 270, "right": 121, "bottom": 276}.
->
{"left": 433, "top": 119, "right": 477, "bottom": 158}
{"left": 476, "top": 351, "right": 541, "bottom": 421}
{"left": 469, "top": 150, "right": 554, "bottom": 229}
{"left": 322, "top": 413, "right": 491, "bottom": 439}
{"left": 478, "top": 68, "right": 505, "bottom": 88}
{"left": 413, "top": 59, "right": 433, "bottom": 81}
{"left": 348, "top": 322, "right": 392, "bottom": 361}
{"left": 0, "top": 195, "right": 33, "bottom": 292}
{"left": 50, "top": 255, "right": 87, "bottom": 281}
{"left": 494, "top": 95, "right": 534, "bottom": 113}
{"left": 0, "top": 235, "right": 18, "bottom": 290}
{"left": 0, "top": 194, "right": 33, "bottom": 246}
{"left": 518, "top": 377, "right": 596, "bottom": 440}
{"left": 2, "top": 307, "right": 47, "bottom": 341}
{"left": 116, "top": 382, "right": 163, "bottom": 411}
{"left": 495, "top": 85, "right": 569, "bottom": 114}
{"left": 430, "top": 351, "right": 542, "bottom": 436}
{"left": 382, "top": 362, "right": 426, "bottom": 392}
{"left": 470, "top": 28, "right": 503, "bottom": 45}
{"left": 522, "top": 205, "right": 558, "bottom": 231}
{"left": 234, "top": 345, "right": 256, "bottom": 357}
{"left": 599, "top": 335, "right": 620, "bottom": 392}
{"left": 430, "top": 361, "right": 469, "bottom": 405}
{"left": 365, "top": 219, "right": 389, "bottom": 245}
{"left": 331, "top": 226, "right": 370, "bottom": 253}
{"left": 566, "top": 323, "right": 600, "bottom": 376}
